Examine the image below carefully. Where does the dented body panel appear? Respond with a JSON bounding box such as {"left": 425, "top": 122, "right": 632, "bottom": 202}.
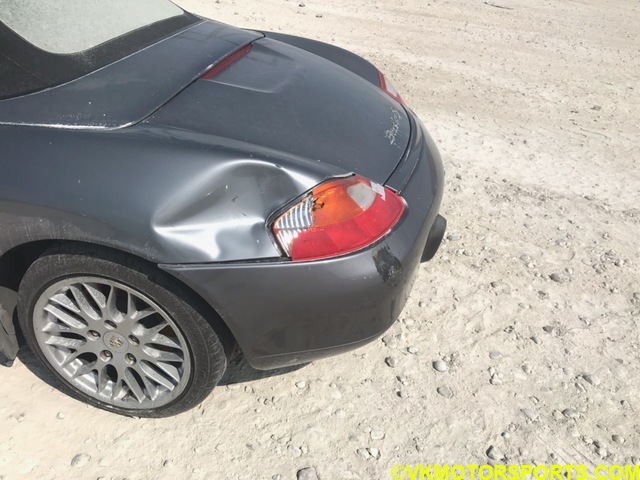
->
{"left": 0, "top": 124, "right": 337, "bottom": 263}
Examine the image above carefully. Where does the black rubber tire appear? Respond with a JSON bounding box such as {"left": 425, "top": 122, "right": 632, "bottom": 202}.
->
{"left": 17, "top": 243, "right": 227, "bottom": 418}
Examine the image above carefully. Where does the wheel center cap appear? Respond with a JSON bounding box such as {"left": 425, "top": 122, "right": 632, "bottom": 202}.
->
{"left": 104, "top": 332, "right": 128, "bottom": 353}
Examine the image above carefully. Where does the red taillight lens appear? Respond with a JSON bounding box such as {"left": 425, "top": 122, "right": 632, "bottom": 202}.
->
{"left": 201, "top": 44, "right": 253, "bottom": 80}
{"left": 378, "top": 70, "right": 405, "bottom": 105}
{"left": 273, "top": 175, "right": 405, "bottom": 261}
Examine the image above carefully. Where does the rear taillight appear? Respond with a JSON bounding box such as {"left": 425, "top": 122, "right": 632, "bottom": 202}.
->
{"left": 378, "top": 70, "right": 405, "bottom": 105}
{"left": 272, "top": 175, "right": 405, "bottom": 261}
{"left": 201, "top": 44, "right": 253, "bottom": 80}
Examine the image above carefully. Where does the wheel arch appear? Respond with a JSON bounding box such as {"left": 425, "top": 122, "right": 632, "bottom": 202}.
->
{"left": 0, "top": 239, "right": 237, "bottom": 356}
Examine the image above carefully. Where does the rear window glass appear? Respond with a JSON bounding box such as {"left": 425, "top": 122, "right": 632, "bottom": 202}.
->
{"left": 0, "top": 0, "right": 183, "bottom": 54}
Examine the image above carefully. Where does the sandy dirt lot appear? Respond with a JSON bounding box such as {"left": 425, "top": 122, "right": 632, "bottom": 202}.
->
{"left": 1, "top": 1, "right": 639, "bottom": 479}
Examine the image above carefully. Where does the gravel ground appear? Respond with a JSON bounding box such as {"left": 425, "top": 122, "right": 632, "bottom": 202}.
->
{"left": 1, "top": 1, "right": 639, "bottom": 479}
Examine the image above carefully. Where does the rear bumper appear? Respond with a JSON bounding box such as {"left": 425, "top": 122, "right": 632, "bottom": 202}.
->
{"left": 161, "top": 111, "right": 445, "bottom": 370}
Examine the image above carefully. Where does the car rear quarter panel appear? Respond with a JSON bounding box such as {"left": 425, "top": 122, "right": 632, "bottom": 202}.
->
{"left": 0, "top": 124, "right": 339, "bottom": 264}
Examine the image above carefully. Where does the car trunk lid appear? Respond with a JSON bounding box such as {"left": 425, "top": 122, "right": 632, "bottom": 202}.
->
{"left": 147, "top": 37, "right": 411, "bottom": 185}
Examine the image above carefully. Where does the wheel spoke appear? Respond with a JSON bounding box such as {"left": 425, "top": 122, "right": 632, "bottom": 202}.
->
{"left": 44, "top": 304, "right": 87, "bottom": 330}
{"left": 146, "top": 332, "right": 181, "bottom": 349}
{"left": 136, "top": 308, "right": 156, "bottom": 321}
{"left": 45, "top": 335, "right": 85, "bottom": 350}
{"left": 124, "top": 369, "right": 146, "bottom": 402}
{"left": 60, "top": 348, "right": 89, "bottom": 368}
{"left": 49, "top": 293, "right": 81, "bottom": 315}
{"left": 126, "top": 292, "right": 137, "bottom": 318}
{"left": 96, "top": 365, "right": 111, "bottom": 396}
{"left": 154, "top": 361, "right": 181, "bottom": 383}
{"left": 69, "top": 285, "right": 101, "bottom": 321}
{"left": 70, "top": 360, "right": 97, "bottom": 379}
{"left": 83, "top": 283, "right": 107, "bottom": 310}
{"left": 105, "top": 286, "right": 121, "bottom": 322}
{"left": 140, "top": 362, "right": 176, "bottom": 390}
{"left": 142, "top": 346, "right": 183, "bottom": 363}
{"left": 42, "top": 322, "right": 73, "bottom": 336}
{"left": 139, "top": 374, "right": 161, "bottom": 401}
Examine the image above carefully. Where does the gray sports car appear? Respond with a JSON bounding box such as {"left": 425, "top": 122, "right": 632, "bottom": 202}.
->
{"left": 0, "top": 0, "right": 446, "bottom": 416}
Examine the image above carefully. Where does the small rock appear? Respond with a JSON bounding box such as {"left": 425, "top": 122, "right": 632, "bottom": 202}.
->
{"left": 543, "top": 325, "right": 555, "bottom": 334}
{"left": 433, "top": 360, "right": 448, "bottom": 372}
{"left": 583, "top": 374, "right": 601, "bottom": 386}
{"left": 562, "top": 408, "right": 579, "bottom": 419}
{"left": 612, "top": 435, "right": 625, "bottom": 444}
{"left": 298, "top": 2, "right": 306, "bottom": 7}
{"left": 437, "top": 386, "right": 453, "bottom": 398}
{"left": 521, "top": 408, "right": 538, "bottom": 421}
{"left": 382, "top": 334, "right": 399, "bottom": 348}
{"left": 367, "top": 447, "right": 381, "bottom": 459}
{"left": 597, "top": 447, "right": 608, "bottom": 458}
{"left": 295, "top": 381, "right": 306, "bottom": 389}
{"left": 447, "top": 233, "right": 461, "bottom": 241}
{"left": 333, "top": 409, "right": 346, "bottom": 418}
{"left": 297, "top": 467, "right": 319, "bottom": 480}
{"left": 407, "top": 346, "right": 419, "bottom": 354}
{"left": 385, "top": 357, "right": 397, "bottom": 368}
{"left": 70, "top": 454, "right": 91, "bottom": 468}
{"left": 356, "top": 448, "right": 371, "bottom": 460}
{"left": 273, "top": 475, "right": 282, "bottom": 480}
{"left": 162, "top": 460, "right": 174, "bottom": 468}
{"left": 522, "top": 364, "right": 532, "bottom": 374}
{"left": 56, "top": 412, "right": 65, "bottom": 420}
{"left": 489, "top": 351, "right": 502, "bottom": 359}
{"left": 591, "top": 105, "right": 602, "bottom": 111}
{"left": 531, "top": 336, "right": 542, "bottom": 345}
{"left": 370, "top": 430, "right": 385, "bottom": 441}
{"left": 486, "top": 445, "right": 504, "bottom": 461}
{"left": 315, "top": 14, "right": 323, "bottom": 18}
{"left": 549, "top": 273, "right": 564, "bottom": 283}
{"left": 288, "top": 445, "right": 302, "bottom": 457}
{"left": 567, "top": 426, "right": 580, "bottom": 438}
{"left": 552, "top": 410, "right": 564, "bottom": 421}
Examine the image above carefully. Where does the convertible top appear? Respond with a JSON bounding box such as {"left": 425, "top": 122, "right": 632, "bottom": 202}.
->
{"left": 0, "top": 21, "right": 261, "bottom": 128}
{"left": 0, "top": 10, "right": 197, "bottom": 101}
